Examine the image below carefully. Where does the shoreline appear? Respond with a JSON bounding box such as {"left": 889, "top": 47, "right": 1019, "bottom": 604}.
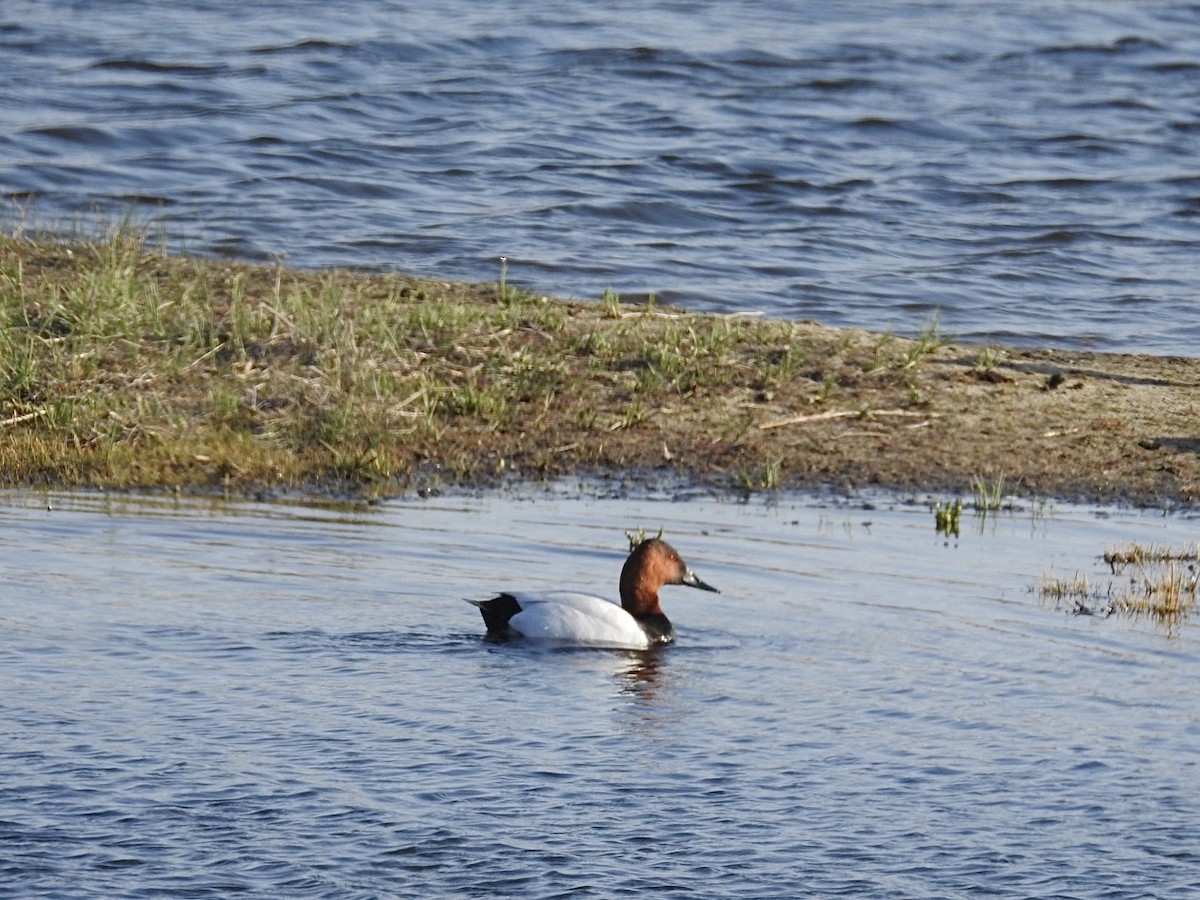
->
{"left": 2, "top": 230, "right": 1198, "bottom": 507}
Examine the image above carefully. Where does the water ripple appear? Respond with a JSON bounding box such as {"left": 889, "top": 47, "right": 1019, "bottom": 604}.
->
{"left": 1, "top": 1, "right": 1198, "bottom": 353}
{"left": 3, "top": 487, "right": 1200, "bottom": 897}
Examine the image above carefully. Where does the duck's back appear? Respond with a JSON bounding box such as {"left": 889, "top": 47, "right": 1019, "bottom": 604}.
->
{"left": 507, "top": 591, "right": 654, "bottom": 649}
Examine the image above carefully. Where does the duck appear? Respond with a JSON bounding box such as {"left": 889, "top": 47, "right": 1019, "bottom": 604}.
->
{"left": 466, "top": 537, "right": 719, "bottom": 649}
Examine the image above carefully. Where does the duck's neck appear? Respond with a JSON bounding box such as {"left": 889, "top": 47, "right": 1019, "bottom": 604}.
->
{"left": 621, "top": 580, "right": 673, "bottom": 643}
{"left": 619, "top": 554, "right": 661, "bottom": 619}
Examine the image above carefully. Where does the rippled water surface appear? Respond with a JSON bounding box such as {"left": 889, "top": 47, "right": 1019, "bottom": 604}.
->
{"left": 2, "top": 1, "right": 1199, "bottom": 353}
{"left": 2, "top": 488, "right": 1198, "bottom": 898}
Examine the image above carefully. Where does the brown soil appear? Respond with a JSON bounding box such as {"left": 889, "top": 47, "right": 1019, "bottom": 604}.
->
{"left": 530, "top": 328, "right": 1200, "bottom": 506}
{"left": 700, "top": 336, "right": 1200, "bottom": 504}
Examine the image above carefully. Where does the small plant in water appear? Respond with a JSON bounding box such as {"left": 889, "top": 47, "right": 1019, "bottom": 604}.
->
{"left": 730, "top": 457, "right": 784, "bottom": 492}
{"left": 1103, "top": 542, "right": 1200, "bottom": 574}
{"left": 1038, "top": 571, "right": 1112, "bottom": 616}
{"left": 1038, "top": 542, "right": 1200, "bottom": 633}
{"left": 762, "top": 457, "right": 783, "bottom": 490}
{"left": 934, "top": 498, "right": 962, "bottom": 538}
{"left": 972, "top": 473, "right": 1006, "bottom": 513}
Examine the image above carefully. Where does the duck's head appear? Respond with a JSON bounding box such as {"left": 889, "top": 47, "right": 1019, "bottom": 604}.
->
{"left": 619, "top": 537, "right": 719, "bottom": 617}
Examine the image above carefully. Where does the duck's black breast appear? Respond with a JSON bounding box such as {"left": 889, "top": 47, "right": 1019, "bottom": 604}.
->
{"left": 637, "top": 613, "right": 674, "bottom": 646}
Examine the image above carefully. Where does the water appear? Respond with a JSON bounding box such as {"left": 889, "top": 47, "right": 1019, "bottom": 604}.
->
{"left": 2, "top": 1, "right": 1198, "bottom": 355}
{"left": 2, "top": 487, "right": 1198, "bottom": 898}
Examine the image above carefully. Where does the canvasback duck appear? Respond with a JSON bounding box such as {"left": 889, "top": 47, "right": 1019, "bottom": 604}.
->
{"left": 467, "top": 537, "right": 719, "bottom": 649}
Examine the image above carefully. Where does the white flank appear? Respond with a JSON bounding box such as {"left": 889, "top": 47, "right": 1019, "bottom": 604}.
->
{"left": 507, "top": 591, "right": 651, "bottom": 649}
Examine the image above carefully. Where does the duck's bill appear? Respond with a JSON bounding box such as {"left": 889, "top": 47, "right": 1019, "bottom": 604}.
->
{"left": 682, "top": 570, "right": 720, "bottom": 594}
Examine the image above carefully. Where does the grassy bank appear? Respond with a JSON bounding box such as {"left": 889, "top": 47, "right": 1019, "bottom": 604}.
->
{"left": 2, "top": 227, "right": 1198, "bottom": 503}
{"left": 0, "top": 227, "right": 820, "bottom": 493}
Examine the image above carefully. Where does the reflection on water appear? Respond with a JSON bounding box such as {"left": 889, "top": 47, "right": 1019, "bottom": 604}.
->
{"left": 617, "top": 650, "right": 667, "bottom": 697}
{"left": 1, "top": 488, "right": 1198, "bottom": 898}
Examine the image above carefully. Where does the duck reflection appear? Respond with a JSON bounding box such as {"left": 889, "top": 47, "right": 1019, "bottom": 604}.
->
{"left": 615, "top": 649, "right": 668, "bottom": 701}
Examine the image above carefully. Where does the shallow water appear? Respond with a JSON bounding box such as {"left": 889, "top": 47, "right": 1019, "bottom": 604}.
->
{"left": 2, "top": 1, "right": 1199, "bottom": 354}
{"left": 1, "top": 487, "right": 1198, "bottom": 898}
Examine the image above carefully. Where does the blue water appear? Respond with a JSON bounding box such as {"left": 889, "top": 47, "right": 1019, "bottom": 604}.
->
{"left": 2, "top": 1, "right": 1198, "bottom": 354}
{"left": 1, "top": 488, "right": 1198, "bottom": 898}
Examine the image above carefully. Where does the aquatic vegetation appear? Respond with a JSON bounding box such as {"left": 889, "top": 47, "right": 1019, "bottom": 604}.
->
{"left": 731, "top": 456, "right": 784, "bottom": 492}
{"left": 763, "top": 457, "right": 783, "bottom": 490}
{"left": 1116, "top": 562, "right": 1198, "bottom": 622}
{"left": 1039, "top": 542, "right": 1199, "bottom": 633}
{"left": 1104, "top": 542, "right": 1199, "bottom": 630}
{"left": 1103, "top": 542, "right": 1200, "bottom": 573}
{"left": 934, "top": 498, "right": 962, "bottom": 537}
{"left": 1037, "top": 571, "right": 1119, "bottom": 623}
{"left": 972, "top": 473, "right": 1007, "bottom": 512}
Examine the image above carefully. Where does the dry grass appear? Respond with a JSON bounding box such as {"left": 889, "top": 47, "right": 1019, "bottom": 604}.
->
{"left": 1103, "top": 543, "right": 1200, "bottom": 572}
{"left": 1040, "top": 542, "right": 1200, "bottom": 632}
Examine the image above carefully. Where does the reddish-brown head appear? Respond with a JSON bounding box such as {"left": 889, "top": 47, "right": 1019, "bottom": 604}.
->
{"left": 618, "top": 538, "right": 720, "bottom": 618}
